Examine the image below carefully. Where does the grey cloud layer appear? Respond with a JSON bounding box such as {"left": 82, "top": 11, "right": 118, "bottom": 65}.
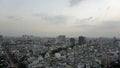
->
{"left": 33, "top": 14, "right": 68, "bottom": 24}
{"left": 75, "top": 17, "right": 94, "bottom": 27}
{"left": 89, "top": 20, "right": 120, "bottom": 36}
{"left": 6, "top": 16, "right": 23, "bottom": 21}
{"left": 74, "top": 17, "right": 120, "bottom": 32}
{"left": 69, "top": 0, "right": 83, "bottom": 7}
{"left": 97, "top": 21, "right": 120, "bottom": 29}
{"left": 86, "top": 20, "right": 120, "bottom": 31}
{"left": 78, "top": 17, "right": 93, "bottom": 22}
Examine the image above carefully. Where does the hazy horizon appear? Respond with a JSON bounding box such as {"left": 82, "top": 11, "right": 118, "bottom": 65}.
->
{"left": 0, "top": 0, "right": 120, "bottom": 37}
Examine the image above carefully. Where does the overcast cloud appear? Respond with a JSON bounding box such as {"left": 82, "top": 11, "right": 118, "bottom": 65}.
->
{"left": 69, "top": 0, "right": 83, "bottom": 7}
{"left": 0, "top": 0, "right": 120, "bottom": 37}
{"left": 33, "top": 14, "right": 68, "bottom": 24}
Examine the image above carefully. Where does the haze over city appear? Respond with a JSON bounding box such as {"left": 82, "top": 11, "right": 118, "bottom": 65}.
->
{"left": 0, "top": 0, "right": 120, "bottom": 37}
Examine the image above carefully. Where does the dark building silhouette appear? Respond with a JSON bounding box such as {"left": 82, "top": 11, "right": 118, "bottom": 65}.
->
{"left": 0, "top": 35, "right": 3, "bottom": 44}
{"left": 70, "top": 38, "right": 75, "bottom": 46}
{"left": 113, "top": 37, "right": 118, "bottom": 46}
{"left": 78, "top": 36, "right": 86, "bottom": 45}
{"left": 57, "top": 35, "right": 66, "bottom": 43}
{"left": 0, "top": 35, "right": 3, "bottom": 40}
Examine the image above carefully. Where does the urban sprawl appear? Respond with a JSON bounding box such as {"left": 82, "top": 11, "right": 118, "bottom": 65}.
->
{"left": 0, "top": 35, "right": 120, "bottom": 68}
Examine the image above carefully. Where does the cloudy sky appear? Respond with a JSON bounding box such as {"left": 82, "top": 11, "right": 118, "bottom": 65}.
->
{"left": 0, "top": 0, "right": 120, "bottom": 37}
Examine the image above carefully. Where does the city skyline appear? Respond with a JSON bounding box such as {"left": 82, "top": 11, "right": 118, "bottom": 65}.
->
{"left": 0, "top": 0, "right": 120, "bottom": 37}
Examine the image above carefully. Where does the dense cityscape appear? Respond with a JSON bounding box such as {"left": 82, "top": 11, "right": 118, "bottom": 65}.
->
{"left": 1, "top": 0, "right": 120, "bottom": 68}
{"left": 0, "top": 35, "right": 120, "bottom": 68}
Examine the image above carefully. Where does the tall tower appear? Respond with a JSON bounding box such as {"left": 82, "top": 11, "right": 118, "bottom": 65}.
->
{"left": 78, "top": 36, "right": 86, "bottom": 45}
{"left": 57, "top": 35, "right": 66, "bottom": 43}
{"left": 0, "top": 35, "right": 3, "bottom": 44}
{"left": 70, "top": 38, "right": 75, "bottom": 46}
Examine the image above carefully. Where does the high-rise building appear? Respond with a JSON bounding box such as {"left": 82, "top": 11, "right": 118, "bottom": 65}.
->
{"left": 78, "top": 36, "right": 86, "bottom": 45}
{"left": 118, "top": 52, "right": 120, "bottom": 61}
{"left": 70, "top": 38, "right": 75, "bottom": 46}
{"left": 0, "top": 35, "right": 3, "bottom": 44}
{"left": 0, "top": 35, "right": 3, "bottom": 39}
{"left": 57, "top": 35, "right": 66, "bottom": 43}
